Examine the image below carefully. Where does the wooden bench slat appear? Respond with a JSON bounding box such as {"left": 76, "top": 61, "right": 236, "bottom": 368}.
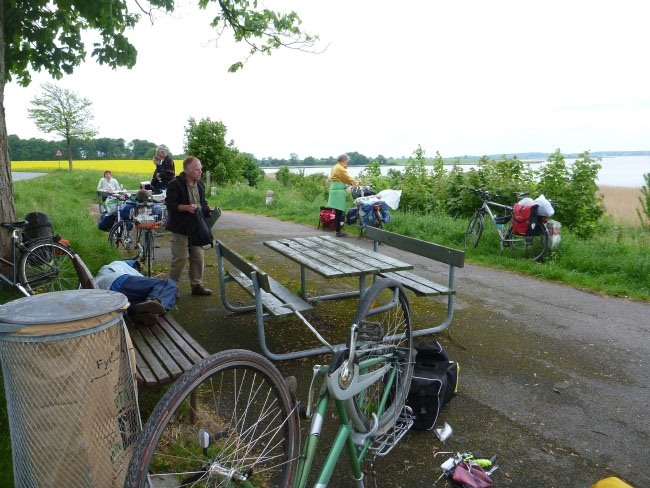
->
{"left": 379, "top": 271, "right": 448, "bottom": 297}
{"left": 319, "top": 236, "right": 412, "bottom": 272}
{"left": 365, "top": 227, "right": 465, "bottom": 268}
{"left": 264, "top": 240, "right": 344, "bottom": 278}
{"left": 150, "top": 323, "right": 194, "bottom": 372}
{"left": 138, "top": 325, "right": 183, "bottom": 379}
{"left": 268, "top": 277, "right": 314, "bottom": 313}
{"left": 128, "top": 325, "right": 171, "bottom": 383}
{"left": 164, "top": 314, "right": 210, "bottom": 360}
{"left": 391, "top": 270, "right": 453, "bottom": 295}
{"left": 279, "top": 239, "right": 366, "bottom": 277}
{"left": 298, "top": 237, "right": 379, "bottom": 274}
{"left": 228, "top": 268, "right": 296, "bottom": 316}
{"left": 132, "top": 347, "right": 157, "bottom": 387}
{"left": 158, "top": 317, "right": 206, "bottom": 364}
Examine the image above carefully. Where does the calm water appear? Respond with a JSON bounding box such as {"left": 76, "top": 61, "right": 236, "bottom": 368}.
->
{"left": 262, "top": 155, "right": 649, "bottom": 187}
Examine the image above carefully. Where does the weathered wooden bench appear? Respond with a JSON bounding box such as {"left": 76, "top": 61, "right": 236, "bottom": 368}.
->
{"left": 72, "top": 254, "right": 210, "bottom": 387}
{"left": 364, "top": 226, "right": 465, "bottom": 335}
{"left": 215, "top": 239, "right": 322, "bottom": 361}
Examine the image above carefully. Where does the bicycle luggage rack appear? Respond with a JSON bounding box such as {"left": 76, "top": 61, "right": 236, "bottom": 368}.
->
{"left": 368, "top": 405, "right": 415, "bottom": 457}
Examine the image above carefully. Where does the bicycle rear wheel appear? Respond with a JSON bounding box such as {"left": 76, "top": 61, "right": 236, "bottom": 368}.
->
{"left": 465, "top": 212, "right": 484, "bottom": 248}
{"left": 506, "top": 222, "right": 549, "bottom": 261}
{"left": 345, "top": 278, "right": 414, "bottom": 436}
{"left": 19, "top": 241, "right": 78, "bottom": 294}
{"left": 125, "top": 349, "right": 298, "bottom": 488}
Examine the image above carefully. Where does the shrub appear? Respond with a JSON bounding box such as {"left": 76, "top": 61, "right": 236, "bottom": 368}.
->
{"left": 637, "top": 173, "right": 650, "bottom": 230}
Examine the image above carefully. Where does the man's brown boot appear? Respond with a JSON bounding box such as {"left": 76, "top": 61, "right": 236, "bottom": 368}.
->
{"left": 191, "top": 284, "right": 213, "bottom": 296}
{"left": 131, "top": 313, "right": 159, "bottom": 327}
{"left": 132, "top": 299, "right": 165, "bottom": 315}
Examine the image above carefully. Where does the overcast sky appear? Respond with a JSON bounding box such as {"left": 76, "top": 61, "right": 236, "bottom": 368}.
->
{"left": 5, "top": 0, "right": 650, "bottom": 160}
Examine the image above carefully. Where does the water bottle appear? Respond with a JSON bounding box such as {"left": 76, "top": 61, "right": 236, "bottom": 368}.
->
{"left": 497, "top": 223, "right": 503, "bottom": 230}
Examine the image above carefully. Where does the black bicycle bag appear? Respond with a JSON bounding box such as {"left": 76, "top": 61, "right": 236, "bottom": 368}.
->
{"left": 406, "top": 341, "right": 459, "bottom": 431}
{"left": 22, "top": 212, "right": 53, "bottom": 242}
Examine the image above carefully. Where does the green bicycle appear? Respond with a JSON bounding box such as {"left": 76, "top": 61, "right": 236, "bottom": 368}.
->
{"left": 125, "top": 278, "right": 414, "bottom": 487}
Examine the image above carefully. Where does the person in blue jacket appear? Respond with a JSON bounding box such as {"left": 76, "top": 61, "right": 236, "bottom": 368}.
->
{"left": 95, "top": 260, "right": 177, "bottom": 326}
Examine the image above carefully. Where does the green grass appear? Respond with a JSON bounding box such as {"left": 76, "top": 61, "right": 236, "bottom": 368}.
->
{"left": 212, "top": 179, "right": 650, "bottom": 301}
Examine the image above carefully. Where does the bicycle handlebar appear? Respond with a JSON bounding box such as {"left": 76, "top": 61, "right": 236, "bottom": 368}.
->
{"left": 469, "top": 188, "right": 506, "bottom": 200}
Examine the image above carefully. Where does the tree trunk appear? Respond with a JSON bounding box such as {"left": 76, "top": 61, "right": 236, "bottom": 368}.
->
{"left": 67, "top": 137, "right": 73, "bottom": 170}
{"left": 0, "top": 2, "right": 18, "bottom": 262}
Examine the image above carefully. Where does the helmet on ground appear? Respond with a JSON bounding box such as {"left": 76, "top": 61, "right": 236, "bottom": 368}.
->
{"left": 135, "top": 189, "right": 152, "bottom": 202}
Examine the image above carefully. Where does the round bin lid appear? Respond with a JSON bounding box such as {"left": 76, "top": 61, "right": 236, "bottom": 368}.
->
{"left": 0, "top": 289, "right": 128, "bottom": 326}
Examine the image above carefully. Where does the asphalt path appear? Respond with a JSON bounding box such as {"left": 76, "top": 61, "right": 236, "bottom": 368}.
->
{"left": 10, "top": 172, "right": 47, "bottom": 181}
{"left": 168, "top": 210, "right": 650, "bottom": 487}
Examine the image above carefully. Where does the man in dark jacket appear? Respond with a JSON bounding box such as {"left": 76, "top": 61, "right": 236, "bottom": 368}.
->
{"left": 165, "top": 156, "right": 213, "bottom": 296}
{"left": 151, "top": 147, "right": 175, "bottom": 191}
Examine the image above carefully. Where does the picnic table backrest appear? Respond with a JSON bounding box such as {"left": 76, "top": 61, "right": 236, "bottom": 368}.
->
{"left": 216, "top": 240, "right": 271, "bottom": 293}
{"left": 365, "top": 227, "right": 465, "bottom": 268}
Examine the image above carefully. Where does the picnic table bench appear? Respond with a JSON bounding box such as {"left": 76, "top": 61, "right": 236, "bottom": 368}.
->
{"left": 215, "top": 239, "right": 322, "bottom": 361}
{"left": 364, "top": 226, "right": 465, "bottom": 335}
{"left": 72, "top": 254, "right": 210, "bottom": 388}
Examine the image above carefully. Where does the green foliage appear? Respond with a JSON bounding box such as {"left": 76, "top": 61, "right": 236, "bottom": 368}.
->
{"left": 293, "top": 171, "right": 329, "bottom": 203}
{"left": 400, "top": 145, "right": 435, "bottom": 212}
{"left": 27, "top": 83, "right": 97, "bottom": 167}
{"left": 637, "top": 173, "right": 650, "bottom": 230}
{"left": 536, "top": 150, "right": 604, "bottom": 238}
{"left": 8, "top": 135, "right": 163, "bottom": 160}
{"left": 183, "top": 117, "right": 242, "bottom": 184}
{"left": 239, "top": 153, "right": 263, "bottom": 186}
{"left": 276, "top": 166, "right": 292, "bottom": 186}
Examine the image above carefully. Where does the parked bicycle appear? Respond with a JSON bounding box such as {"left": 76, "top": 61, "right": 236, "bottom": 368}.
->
{"left": 132, "top": 200, "right": 167, "bottom": 277}
{"left": 465, "top": 188, "right": 521, "bottom": 251}
{"left": 465, "top": 188, "right": 557, "bottom": 262}
{"left": 0, "top": 221, "right": 77, "bottom": 296}
{"left": 351, "top": 184, "right": 389, "bottom": 237}
{"left": 125, "top": 278, "right": 415, "bottom": 487}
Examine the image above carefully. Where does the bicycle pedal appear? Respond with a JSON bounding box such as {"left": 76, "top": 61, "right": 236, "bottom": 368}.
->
{"left": 357, "top": 320, "right": 384, "bottom": 342}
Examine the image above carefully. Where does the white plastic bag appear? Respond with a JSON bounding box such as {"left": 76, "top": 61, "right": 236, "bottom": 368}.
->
{"left": 534, "top": 194, "right": 555, "bottom": 217}
{"left": 376, "top": 189, "right": 402, "bottom": 210}
{"left": 517, "top": 197, "right": 534, "bottom": 206}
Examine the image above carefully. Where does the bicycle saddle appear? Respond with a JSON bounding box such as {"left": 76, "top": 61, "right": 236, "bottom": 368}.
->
{"left": 1, "top": 220, "right": 29, "bottom": 228}
{"left": 514, "top": 192, "right": 529, "bottom": 197}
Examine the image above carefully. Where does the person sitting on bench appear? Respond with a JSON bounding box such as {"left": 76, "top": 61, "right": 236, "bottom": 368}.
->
{"left": 95, "top": 260, "right": 178, "bottom": 326}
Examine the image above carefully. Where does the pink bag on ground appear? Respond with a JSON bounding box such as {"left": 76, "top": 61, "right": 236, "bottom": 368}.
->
{"left": 452, "top": 461, "right": 493, "bottom": 488}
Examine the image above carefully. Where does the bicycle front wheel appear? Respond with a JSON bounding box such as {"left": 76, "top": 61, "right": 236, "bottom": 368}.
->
{"left": 345, "top": 278, "right": 414, "bottom": 436}
{"left": 125, "top": 349, "right": 298, "bottom": 488}
{"left": 108, "top": 220, "right": 134, "bottom": 251}
{"left": 465, "top": 212, "right": 484, "bottom": 248}
{"left": 506, "top": 223, "right": 549, "bottom": 261}
{"left": 19, "top": 241, "right": 78, "bottom": 294}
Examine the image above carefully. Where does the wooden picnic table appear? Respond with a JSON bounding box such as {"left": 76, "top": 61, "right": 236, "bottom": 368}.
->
{"left": 263, "top": 235, "right": 413, "bottom": 301}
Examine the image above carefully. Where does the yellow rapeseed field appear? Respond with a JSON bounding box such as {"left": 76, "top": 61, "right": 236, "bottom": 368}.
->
{"left": 10, "top": 160, "right": 182, "bottom": 175}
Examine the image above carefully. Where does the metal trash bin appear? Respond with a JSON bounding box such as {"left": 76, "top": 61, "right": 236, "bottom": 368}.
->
{"left": 0, "top": 289, "right": 139, "bottom": 488}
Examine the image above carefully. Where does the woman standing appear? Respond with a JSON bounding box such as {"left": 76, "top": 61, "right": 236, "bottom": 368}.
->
{"left": 326, "top": 154, "right": 359, "bottom": 237}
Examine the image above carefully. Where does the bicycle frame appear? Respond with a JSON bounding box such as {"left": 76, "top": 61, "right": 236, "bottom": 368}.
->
{"left": 479, "top": 199, "right": 511, "bottom": 251}
{"left": 0, "top": 228, "right": 29, "bottom": 296}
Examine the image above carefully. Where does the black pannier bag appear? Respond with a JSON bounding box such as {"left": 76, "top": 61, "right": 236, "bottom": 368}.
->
{"left": 22, "top": 212, "right": 54, "bottom": 242}
{"left": 406, "top": 341, "right": 459, "bottom": 431}
{"left": 97, "top": 213, "right": 116, "bottom": 232}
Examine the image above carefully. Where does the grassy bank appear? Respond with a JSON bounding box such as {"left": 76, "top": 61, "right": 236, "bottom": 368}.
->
{"left": 211, "top": 179, "right": 650, "bottom": 301}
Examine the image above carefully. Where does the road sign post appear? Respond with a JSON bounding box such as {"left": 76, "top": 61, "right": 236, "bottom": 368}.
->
{"left": 55, "top": 149, "right": 63, "bottom": 169}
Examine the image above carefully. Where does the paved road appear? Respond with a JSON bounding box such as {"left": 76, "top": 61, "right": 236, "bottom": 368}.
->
{"left": 170, "top": 211, "right": 649, "bottom": 487}
{"left": 11, "top": 172, "right": 47, "bottom": 181}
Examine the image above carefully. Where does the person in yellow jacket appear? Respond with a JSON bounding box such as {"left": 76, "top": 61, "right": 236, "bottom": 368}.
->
{"left": 326, "top": 153, "right": 359, "bottom": 237}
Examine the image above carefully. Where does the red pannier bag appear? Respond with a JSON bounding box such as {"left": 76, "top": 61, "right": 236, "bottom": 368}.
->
{"left": 318, "top": 206, "right": 336, "bottom": 230}
{"left": 512, "top": 203, "right": 539, "bottom": 236}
